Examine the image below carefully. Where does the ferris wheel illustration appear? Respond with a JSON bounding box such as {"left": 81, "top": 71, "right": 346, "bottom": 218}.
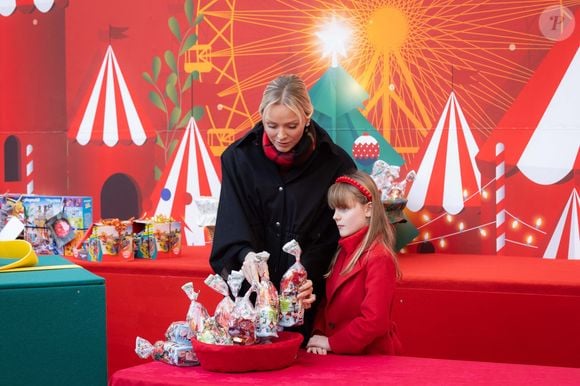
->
{"left": 185, "top": 0, "right": 574, "bottom": 161}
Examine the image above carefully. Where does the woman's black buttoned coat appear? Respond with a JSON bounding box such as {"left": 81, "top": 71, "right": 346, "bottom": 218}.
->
{"left": 209, "top": 120, "right": 355, "bottom": 334}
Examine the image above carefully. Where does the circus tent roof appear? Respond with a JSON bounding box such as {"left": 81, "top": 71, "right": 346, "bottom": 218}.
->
{"left": 477, "top": 11, "right": 580, "bottom": 184}
{"left": 152, "top": 117, "right": 221, "bottom": 246}
{"left": 543, "top": 188, "right": 579, "bottom": 259}
{"left": 517, "top": 46, "right": 580, "bottom": 185}
{"left": 406, "top": 91, "right": 481, "bottom": 215}
{"left": 70, "top": 45, "right": 150, "bottom": 147}
{"left": 0, "top": 0, "right": 64, "bottom": 16}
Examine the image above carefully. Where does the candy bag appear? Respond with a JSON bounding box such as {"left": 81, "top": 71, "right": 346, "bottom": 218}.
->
{"left": 254, "top": 251, "right": 279, "bottom": 338}
{"left": 196, "top": 316, "right": 233, "bottom": 345}
{"left": 227, "top": 270, "right": 257, "bottom": 345}
{"left": 164, "top": 321, "right": 192, "bottom": 345}
{"left": 135, "top": 336, "right": 198, "bottom": 367}
{"left": 181, "top": 282, "right": 209, "bottom": 335}
{"left": 204, "top": 273, "right": 235, "bottom": 330}
{"left": 278, "top": 239, "right": 307, "bottom": 327}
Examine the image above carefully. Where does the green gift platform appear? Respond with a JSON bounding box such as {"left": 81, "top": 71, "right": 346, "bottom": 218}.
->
{"left": 0, "top": 255, "right": 106, "bottom": 386}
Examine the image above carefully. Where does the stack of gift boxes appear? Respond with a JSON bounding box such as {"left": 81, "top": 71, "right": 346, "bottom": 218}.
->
{"left": 0, "top": 194, "right": 182, "bottom": 260}
{"left": 75, "top": 215, "right": 182, "bottom": 262}
{"left": 0, "top": 194, "right": 92, "bottom": 255}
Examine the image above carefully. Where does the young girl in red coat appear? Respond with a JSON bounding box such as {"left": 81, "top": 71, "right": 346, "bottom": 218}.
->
{"left": 306, "top": 170, "right": 402, "bottom": 355}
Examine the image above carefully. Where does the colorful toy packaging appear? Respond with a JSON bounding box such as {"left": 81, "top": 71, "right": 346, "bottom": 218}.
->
{"left": 133, "top": 215, "right": 181, "bottom": 259}
{"left": 75, "top": 219, "right": 134, "bottom": 262}
{"left": 0, "top": 194, "right": 92, "bottom": 255}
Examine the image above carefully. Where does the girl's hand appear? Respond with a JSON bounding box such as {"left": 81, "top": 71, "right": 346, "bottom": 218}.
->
{"left": 306, "top": 335, "right": 330, "bottom": 355}
{"left": 297, "top": 279, "right": 315, "bottom": 309}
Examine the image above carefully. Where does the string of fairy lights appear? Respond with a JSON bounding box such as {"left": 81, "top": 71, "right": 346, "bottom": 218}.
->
{"left": 404, "top": 176, "right": 549, "bottom": 251}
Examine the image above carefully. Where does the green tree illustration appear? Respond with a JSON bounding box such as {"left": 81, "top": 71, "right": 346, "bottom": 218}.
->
{"left": 142, "top": 0, "right": 205, "bottom": 180}
{"left": 309, "top": 64, "right": 418, "bottom": 251}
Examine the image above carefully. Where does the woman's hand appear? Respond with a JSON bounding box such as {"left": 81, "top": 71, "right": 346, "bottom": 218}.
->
{"left": 297, "top": 279, "right": 316, "bottom": 309}
{"left": 306, "top": 334, "right": 330, "bottom": 355}
{"left": 241, "top": 252, "right": 260, "bottom": 284}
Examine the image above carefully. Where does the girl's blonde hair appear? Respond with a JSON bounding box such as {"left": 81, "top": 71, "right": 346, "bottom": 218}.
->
{"left": 327, "top": 170, "right": 401, "bottom": 279}
{"left": 259, "top": 74, "right": 313, "bottom": 128}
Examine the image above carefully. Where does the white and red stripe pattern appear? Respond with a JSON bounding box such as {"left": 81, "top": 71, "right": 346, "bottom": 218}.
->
{"left": 407, "top": 91, "right": 481, "bottom": 215}
{"left": 0, "top": 0, "right": 56, "bottom": 16}
{"left": 153, "top": 117, "right": 221, "bottom": 246}
{"left": 25, "top": 144, "right": 33, "bottom": 194}
{"left": 73, "top": 45, "right": 148, "bottom": 147}
{"left": 543, "top": 189, "right": 580, "bottom": 259}
{"left": 495, "top": 142, "right": 505, "bottom": 254}
{"left": 517, "top": 47, "right": 580, "bottom": 186}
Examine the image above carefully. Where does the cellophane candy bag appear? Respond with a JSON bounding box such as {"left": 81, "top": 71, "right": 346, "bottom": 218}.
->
{"left": 196, "top": 316, "right": 233, "bottom": 345}
{"left": 181, "top": 282, "right": 209, "bottom": 335}
{"left": 279, "top": 239, "right": 307, "bottom": 327}
{"left": 227, "top": 270, "right": 257, "bottom": 345}
{"left": 254, "top": 251, "right": 280, "bottom": 339}
{"left": 204, "top": 273, "right": 235, "bottom": 330}
{"left": 164, "top": 321, "right": 192, "bottom": 346}
{"left": 135, "top": 336, "right": 198, "bottom": 367}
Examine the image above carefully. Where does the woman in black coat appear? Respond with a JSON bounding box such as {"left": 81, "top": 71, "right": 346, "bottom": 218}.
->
{"left": 209, "top": 74, "right": 355, "bottom": 336}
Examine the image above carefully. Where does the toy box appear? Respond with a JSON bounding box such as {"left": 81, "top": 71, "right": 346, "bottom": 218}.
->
{"left": 133, "top": 219, "right": 182, "bottom": 259}
{"left": 0, "top": 194, "right": 92, "bottom": 255}
{"left": 75, "top": 220, "right": 134, "bottom": 262}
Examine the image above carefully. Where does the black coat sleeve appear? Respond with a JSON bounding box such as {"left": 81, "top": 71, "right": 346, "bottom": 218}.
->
{"left": 209, "top": 148, "right": 259, "bottom": 278}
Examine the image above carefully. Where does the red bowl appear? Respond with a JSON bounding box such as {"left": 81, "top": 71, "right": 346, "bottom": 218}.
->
{"left": 191, "top": 331, "right": 303, "bottom": 373}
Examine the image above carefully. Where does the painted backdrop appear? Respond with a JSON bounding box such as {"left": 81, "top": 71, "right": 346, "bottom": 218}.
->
{"left": 1, "top": 0, "right": 578, "bottom": 258}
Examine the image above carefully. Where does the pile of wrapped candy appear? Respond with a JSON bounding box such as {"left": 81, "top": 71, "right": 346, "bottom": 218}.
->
{"left": 370, "top": 160, "right": 416, "bottom": 202}
{"left": 135, "top": 318, "right": 198, "bottom": 367}
{"left": 195, "top": 239, "right": 307, "bottom": 346}
{"left": 370, "top": 160, "right": 416, "bottom": 224}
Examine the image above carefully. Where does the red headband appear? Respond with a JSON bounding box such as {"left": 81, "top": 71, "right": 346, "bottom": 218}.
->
{"left": 335, "top": 176, "right": 373, "bottom": 202}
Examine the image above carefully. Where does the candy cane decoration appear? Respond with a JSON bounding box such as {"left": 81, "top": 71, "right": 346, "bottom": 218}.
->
{"left": 26, "top": 144, "right": 34, "bottom": 194}
{"left": 495, "top": 142, "right": 505, "bottom": 254}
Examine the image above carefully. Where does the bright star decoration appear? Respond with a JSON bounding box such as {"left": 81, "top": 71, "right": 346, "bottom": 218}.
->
{"left": 316, "top": 16, "right": 351, "bottom": 67}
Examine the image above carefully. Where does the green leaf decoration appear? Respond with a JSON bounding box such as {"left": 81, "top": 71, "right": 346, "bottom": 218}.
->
{"left": 193, "top": 106, "right": 205, "bottom": 120}
{"left": 143, "top": 71, "right": 154, "bottom": 85}
{"left": 152, "top": 56, "right": 161, "bottom": 82}
{"left": 149, "top": 91, "right": 166, "bottom": 113}
{"left": 154, "top": 165, "right": 162, "bottom": 181}
{"left": 165, "top": 73, "right": 178, "bottom": 106}
{"left": 181, "top": 71, "right": 198, "bottom": 93}
{"left": 155, "top": 132, "right": 165, "bottom": 148}
{"left": 164, "top": 50, "right": 177, "bottom": 73}
{"left": 179, "top": 33, "right": 198, "bottom": 56}
{"left": 185, "top": 0, "right": 193, "bottom": 25}
{"left": 168, "top": 16, "right": 181, "bottom": 41}
{"left": 168, "top": 138, "right": 179, "bottom": 157}
{"left": 169, "top": 106, "right": 182, "bottom": 129}
{"left": 177, "top": 113, "right": 191, "bottom": 129}
{"left": 194, "top": 14, "right": 204, "bottom": 25}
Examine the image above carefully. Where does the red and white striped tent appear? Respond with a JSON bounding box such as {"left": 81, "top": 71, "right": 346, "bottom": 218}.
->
{"left": 0, "top": 0, "right": 63, "bottom": 16}
{"left": 70, "top": 45, "right": 150, "bottom": 147}
{"left": 477, "top": 12, "right": 579, "bottom": 258}
{"left": 151, "top": 117, "right": 221, "bottom": 246}
{"left": 407, "top": 91, "right": 482, "bottom": 215}
{"left": 544, "top": 188, "right": 579, "bottom": 259}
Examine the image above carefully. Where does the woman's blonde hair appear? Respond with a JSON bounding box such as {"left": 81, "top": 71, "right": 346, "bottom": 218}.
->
{"left": 259, "top": 74, "right": 313, "bottom": 128}
{"left": 327, "top": 170, "right": 401, "bottom": 279}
